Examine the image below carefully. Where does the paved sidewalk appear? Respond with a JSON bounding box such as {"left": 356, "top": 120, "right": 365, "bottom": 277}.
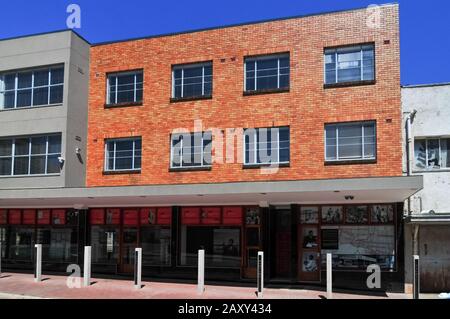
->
{"left": 0, "top": 272, "right": 409, "bottom": 299}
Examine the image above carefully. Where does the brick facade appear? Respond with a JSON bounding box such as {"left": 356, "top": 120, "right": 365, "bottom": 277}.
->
{"left": 86, "top": 4, "right": 401, "bottom": 187}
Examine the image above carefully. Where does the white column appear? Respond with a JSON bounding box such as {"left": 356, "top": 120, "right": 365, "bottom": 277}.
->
{"left": 134, "top": 248, "right": 142, "bottom": 289}
{"left": 34, "top": 244, "right": 42, "bottom": 283}
{"left": 257, "top": 251, "right": 264, "bottom": 298}
{"left": 326, "top": 253, "right": 332, "bottom": 299}
{"left": 413, "top": 255, "right": 420, "bottom": 299}
{"left": 197, "top": 249, "right": 205, "bottom": 294}
{"left": 83, "top": 246, "right": 91, "bottom": 287}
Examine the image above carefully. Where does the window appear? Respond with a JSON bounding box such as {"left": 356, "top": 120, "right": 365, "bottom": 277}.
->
{"left": 170, "top": 132, "right": 212, "bottom": 168}
{"left": 244, "top": 126, "right": 290, "bottom": 165}
{"left": 0, "top": 65, "right": 64, "bottom": 109}
{"left": 244, "top": 54, "right": 289, "bottom": 92}
{"left": 324, "top": 44, "right": 375, "bottom": 85}
{"left": 325, "top": 122, "right": 376, "bottom": 162}
{"left": 0, "top": 134, "right": 62, "bottom": 176}
{"left": 172, "top": 62, "right": 212, "bottom": 99}
{"left": 107, "top": 71, "right": 143, "bottom": 105}
{"left": 104, "top": 138, "right": 142, "bottom": 172}
{"left": 414, "top": 138, "right": 450, "bottom": 170}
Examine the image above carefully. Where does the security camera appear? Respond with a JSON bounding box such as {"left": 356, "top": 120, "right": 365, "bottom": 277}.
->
{"left": 75, "top": 147, "right": 81, "bottom": 154}
{"left": 58, "top": 156, "right": 65, "bottom": 164}
{"left": 345, "top": 195, "right": 354, "bottom": 200}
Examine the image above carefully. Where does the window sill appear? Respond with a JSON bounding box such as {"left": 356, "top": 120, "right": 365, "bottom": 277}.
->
{"left": 170, "top": 95, "right": 212, "bottom": 103}
{"left": 325, "top": 159, "right": 377, "bottom": 165}
{"left": 104, "top": 102, "right": 143, "bottom": 108}
{"left": 412, "top": 169, "right": 450, "bottom": 173}
{"left": 243, "top": 162, "right": 290, "bottom": 169}
{"left": 324, "top": 80, "right": 376, "bottom": 89}
{"left": 243, "top": 88, "right": 290, "bottom": 96}
{"left": 0, "top": 173, "right": 60, "bottom": 178}
{"left": 103, "top": 170, "right": 141, "bottom": 175}
{"left": 169, "top": 166, "right": 212, "bottom": 172}
{"left": 0, "top": 103, "right": 63, "bottom": 112}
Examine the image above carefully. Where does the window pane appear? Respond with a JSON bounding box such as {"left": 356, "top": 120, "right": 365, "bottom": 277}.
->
{"left": 50, "top": 85, "right": 63, "bottom": 104}
{"left": 17, "top": 72, "right": 32, "bottom": 89}
{"left": 17, "top": 89, "right": 32, "bottom": 107}
{"left": 279, "top": 127, "right": 290, "bottom": 162}
{"left": 14, "top": 157, "right": 29, "bottom": 175}
{"left": 337, "top": 47, "right": 362, "bottom": 82}
{"left": 48, "top": 135, "right": 62, "bottom": 153}
{"left": 116, "top": 74, "right": 135, "bottom": 103}
{"left": 108, "top": 76, "right": 117, "bottom": 104}
{"left": 363, "top": 124, "right": 376, "bottom": 158}
{"left": 441, "top": 139, "right": 450, "bottom": 168}
{"left": 31, "top": 136, "right": 47, "bottom": 154}
{"left": 50, "top": 67, "right": 64, "bottom": 85}
{"left": 325, "top": 126, "right": 337, "bottom": 160}
{"left": 325, "top": 52, "right": 337, "bottom": 84}
{"left": 203, "top": 132, "right": 212, "bottom": 166}
{"left": 183, "top": 67, "right": 203, "bottom": 98}
{"left": 2, "top": 91, "right": 15, "bottom": 108}
{"left": 114, "top": 140, "right": 134, "bottom": 170}
{"left": 46, "top": 155, "right": 60, "bottom": 174}
{"left": 34, "top": 69, "right": 49, "bottom": 87}
{"left": 0, "top": 139, "right": 12, "bottom": 156}
{"left": 427, "top": 139, "right": 440, "bottom": 168}
{"left": 3, "top": 74, "right": 16, "bottom": 90}
{"left": 414, "top": 140, "right": 427, "bottom": 170}
{"left": 0, "top": 158, "right": 12, "bottom": 175}
{"left": 256, "top": 59, "right": 278, "bottom": 90}
{"left": 30, "top": 156, "right": 46, "bottom": 174}
{"left": 15, "top": 138, "right": 30, "bottom": 155}
{"left": 33, "top": 87, "right": 49, "bottom": 106}
{"left": 362, "top": 46, "right": 375, "bottom": 81}
{"left": 141, "top": 227, "right": 171, "bottom": 266}
{"left": 171, "top": 135, "right": 182, "bottom": 167}
{"left": 244, "top": 130, "right": 256, "bottom": 164}
{"left": 338, "top": 125, "right": 363, "bottom": 159}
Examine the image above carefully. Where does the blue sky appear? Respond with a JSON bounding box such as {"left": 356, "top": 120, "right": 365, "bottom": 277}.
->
{"left": 0, "top": 0, "right": 448, "bottom": 86}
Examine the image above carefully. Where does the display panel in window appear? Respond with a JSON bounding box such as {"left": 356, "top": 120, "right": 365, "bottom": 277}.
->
{"left": 172, "top": 62, "right": 212, "bottom": 100}
{"left": 0, "top": 65, "right": 64, "bottom": 110}
{"left": 245, "top": 54, "right": 289, "bottom": 93}
{"left": 325, "top": 122, "right": 376, "bottom": 162}
{"left": 324, "top": 44, "right": 374, "bottom": 85}
{"left": 0, "top": 134, "right": 62, "bottom": 176}
{"left": 345, "top": 206, "right": 369, "bottom": 224}
{"left": 170, "top": 132, "right": 212, "bottom": 168}
{"left": 321, "top": 206, "right": 344, "bottom": 224}
{"left": 414, "top": 138, "right": 450, "bottom": 170}
{"left": 371, "top": 205, "right": 394, "bottom": 224}
{"left": 299, "top": 207, "right": 319, "bottom": 224}
{"left": 104, "top": 138, "right": 142, "bottom": 172}
{"left": 244, "top": 126, "right": 290, "bottom": 166}
{"left": 107, "top": 71, "right": 143, "bottom": 105}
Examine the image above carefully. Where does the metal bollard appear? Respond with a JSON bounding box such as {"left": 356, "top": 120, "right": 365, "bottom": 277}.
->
{"left": 326, "top": 253, "right": 332, "bottom": 299}
{"left": 197, "top": 249, "right": 205, "bottom": 294}
{"left": 134, "top": 248, "right": 142, "bottom": 289}
{"left": 83, "top": 246, "right": 91, "bottom": 287}
{"left": 413, "top": 255, "right": 420, "bottom": 299}
{"left": 34, "top": 244, "right": 42, "bottom": 282}
{"left": 257, "top": 251, "right": 264, "bottom": 298}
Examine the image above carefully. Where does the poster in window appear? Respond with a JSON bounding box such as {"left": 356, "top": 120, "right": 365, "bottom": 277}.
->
{"left": 245, "top": 207, "right": 260, "bottom": 225}
{"left": 123, "top": 209, "right": 138, "bottom": 226}
{"left": 105, "top": 209, "right": 120, "bottom": 224}
{"left": 52, "top": 210, "right": 66, "bottom": 225}
{"left": 321, "top": 206, "right": 343, "bottom": 224}
{"left": 299, "top": 207, "right": 319, "bottom": 224}
{"left": 181, "top": 207, "right": 200, "bottom": 225}
{"left": 302, "top": 252, "right": 319, "bottom": 272}
{"left": 22, "top": 210, "right": 36, "bottom": 225}
{"left": 0, "top": 210, "right": 7, "bottom": 224}
{"left": 222, "top": 206, "right": 242, "bottom": 225}
{"left": 345, "top": 206, "right": 369, "bottom": 224}
{"left": 90, "top": 209, "right": 105, "bottom": 225}
{"left": 201, "top": 207, "right": 221, "bottom": 224}
{"left": 157, "top": 208, "right": 172, "bottom": 225}
{"left": 8, "top": 210, "right": 21, "bottom": 224}
{"left": 302, "top": 227, "right": 319, "bottom": 248}
{"left": 371, "top": 205, "right": 394, "bottom": 223}
{"left": 213, "top": 228, "right": 240, "bottom": 261}
{"left": 106, "top": 232, "right": 114, "bottom": 253}
{"left": 37, "top": 210, "right": 51, "bottom": 225}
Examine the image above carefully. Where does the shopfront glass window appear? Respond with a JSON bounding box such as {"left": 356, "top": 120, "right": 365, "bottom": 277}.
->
{"left": 37, "top": 228, "right": 78, "bottom": 262}
{"left": 140, "top": 227, "right": 171, "bottom": 266}
{"left": 179, "top": 226, "right": 241, "bottom": 268}
{"left": 0, "top": 227, "right": 6, "bottom": 258}
{"left": 8, "top": 227, "right": 35, "bottom": 260}
{"left": 91, "top": 226, "right": 119, "bottom": 264}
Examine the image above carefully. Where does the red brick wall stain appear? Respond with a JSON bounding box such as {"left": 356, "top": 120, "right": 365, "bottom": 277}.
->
{"left": 87, "top": 5, "right": 401, "bottom": 187}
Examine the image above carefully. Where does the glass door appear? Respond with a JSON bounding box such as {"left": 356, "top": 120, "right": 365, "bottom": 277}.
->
{"left": 242, "top": 207, "right": 262, "bottom": 278}
{"left": 119, "top": 228, "right": 138, "bottom": 273}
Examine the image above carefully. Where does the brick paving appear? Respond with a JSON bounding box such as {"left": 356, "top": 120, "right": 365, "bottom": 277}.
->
{"left": 0, "top": 272, "right": 411, "bottom": 299}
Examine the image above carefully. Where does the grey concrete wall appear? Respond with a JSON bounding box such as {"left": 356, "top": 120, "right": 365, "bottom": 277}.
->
{"left": 0, "top": 31, "right": 89, "bottom": 189}
{"left": 402, "top": 84, "right": 450, "bottom": 214}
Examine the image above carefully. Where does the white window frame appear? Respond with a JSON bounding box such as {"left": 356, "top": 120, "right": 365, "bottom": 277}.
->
{"left": 0, "top": 134, "right": 62, "bottom": 177}
{"left": 324, "top": 44, "right": 375, "bottom": 85}
{"left": 324, "top": 122, "right": 376, "bottom": 162}
{"left": 0, "top": 65, "right": 64, "bottom": 110}
{"left": 170, "top": 132, "right": 212, "bottom": 168}
{"left": 244, "top": 53, "right": 290, "bottom": 92}
{"left": 106, "top": 70, "right": 143, "bottom": 105}
{"left": 414, "top": 137, "right": 450, "bottom": 171}
{"left": 243, "top": 126, "right": 290, "bottom": 165}
{"left": 104, "top": 137, "right": 142, "bottom": 172}
{"left": 171, "top": 62, "right": 212, "bottom": 99}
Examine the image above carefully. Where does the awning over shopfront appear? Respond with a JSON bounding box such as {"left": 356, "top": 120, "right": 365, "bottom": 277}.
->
{"left": 0, "top": 176, "right": 423, "bottom": 208}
